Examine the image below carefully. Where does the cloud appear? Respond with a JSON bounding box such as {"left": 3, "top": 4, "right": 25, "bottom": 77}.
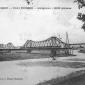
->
{"left": 0, "top": 0, "right": 85, "bottom": 46}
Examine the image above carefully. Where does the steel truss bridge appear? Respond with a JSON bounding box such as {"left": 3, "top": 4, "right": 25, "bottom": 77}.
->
{"left": 22, "top": 36, "right": 71, "bottom": 49}
{"left": 0, "top": 36, "right": 73, "bottom": 55}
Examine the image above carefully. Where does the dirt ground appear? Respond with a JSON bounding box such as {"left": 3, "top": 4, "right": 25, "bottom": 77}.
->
{"left": 0, "top": 50, "right": 85, "bottom": 85}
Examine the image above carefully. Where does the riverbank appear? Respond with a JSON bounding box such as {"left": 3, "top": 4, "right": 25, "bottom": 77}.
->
{"left": 79, "top": 48, "right": 85, "bottom": 53}
{"left": 0, "top": 50, "right": 85, "bottom": 85}
{"left": 37, "top": 70, "right": 85, "bottom": 85}
{"left": 0, "top": 53, "right": 50, "bottom": 61}
{"left": 0, "top": 58, "right": 80, "bottom": 85}
{"left": 0, "top": 52, "right": 75, "bottom": 61}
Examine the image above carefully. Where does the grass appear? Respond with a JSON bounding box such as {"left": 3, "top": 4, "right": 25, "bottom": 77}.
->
{"left": 79, "top": 48, "right": 85, "bottom": 53}
{"left": 37, "top": 70, "right": 85, "bottom": 85}
{"left": 17, "top": 60, "right": 85, "bottom": 68}
{"left": 67, "top": 58, "right": 85, "bottom": 61}
{"left": 0, "top": 52, "right": 75, "bottom": 61}
{"left": 0, "top": 53, "right": 50, "bottom": 61}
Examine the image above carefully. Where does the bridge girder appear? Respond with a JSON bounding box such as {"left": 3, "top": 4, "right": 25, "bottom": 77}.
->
{"left": 23, "top": 36, "right": 67, "bottom": 48}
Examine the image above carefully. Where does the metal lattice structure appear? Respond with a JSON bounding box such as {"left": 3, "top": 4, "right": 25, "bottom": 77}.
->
{"left": 23, "top": 36, "right": 66, "bottom": 48}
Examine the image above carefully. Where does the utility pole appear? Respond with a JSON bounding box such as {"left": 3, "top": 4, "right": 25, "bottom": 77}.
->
{"left": 66, "top": 32, "right": 69, "bottom": 45}
{"left": 65, "top": 32, "right": 70, "bottom": 55}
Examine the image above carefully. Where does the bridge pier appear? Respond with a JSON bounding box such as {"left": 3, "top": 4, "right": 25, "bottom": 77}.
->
{"left": 27, "top": 49, "right": 32, "bottom": 53}
{"left": 64, "top": 48, "right": 73, "bottom": 55}
{"left": 56, "top": 49, "right": 60, "bottom": 55}
{"left": 8, "top": 49, "right": 11, "bottom": 53}
{"left": 50, "top": 49, "right": 56, "bottom": 60}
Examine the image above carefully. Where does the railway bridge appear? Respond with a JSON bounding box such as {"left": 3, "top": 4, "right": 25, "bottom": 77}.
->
{"left": 0, "top": 36, "right": 73, "bottom": 58}
{"left": 22, "top": 36, "right": 73, "bottom": 55}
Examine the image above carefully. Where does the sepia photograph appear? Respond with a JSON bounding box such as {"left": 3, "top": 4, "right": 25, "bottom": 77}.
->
{"left": 0, "top": 0, "right": 85, "bottom": 85}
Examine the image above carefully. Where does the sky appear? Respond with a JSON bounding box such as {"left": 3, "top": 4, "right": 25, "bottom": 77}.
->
{"left": 0, "top": 0, "right": 85, "bottom": 46}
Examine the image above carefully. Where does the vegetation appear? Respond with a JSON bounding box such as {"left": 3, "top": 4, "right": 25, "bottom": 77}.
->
{"left": 0, "top": 53, "right": 50, "bottom": 61}
{"left": 74, "top": 0, "right": 85, "bottom": 31}
{"left": 37, "top": 70, "right": 85, "bottom": 85}
{"left": 18, "top": 59, "right": 85, "bottom": 68}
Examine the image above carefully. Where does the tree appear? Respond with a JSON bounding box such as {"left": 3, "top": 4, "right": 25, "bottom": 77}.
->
{"left": 74, "top": 0, "right": 85, "bottom": 31}
{"left": 26, "top": 0, "right": 33, "bottom": 5}
{"left": 74, "top": 0, "right": 85, "bottom": 9}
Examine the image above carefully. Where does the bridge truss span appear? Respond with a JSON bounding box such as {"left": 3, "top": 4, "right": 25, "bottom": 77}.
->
{"left": 23, "top": 36, "right": 66, "bottom": 48}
